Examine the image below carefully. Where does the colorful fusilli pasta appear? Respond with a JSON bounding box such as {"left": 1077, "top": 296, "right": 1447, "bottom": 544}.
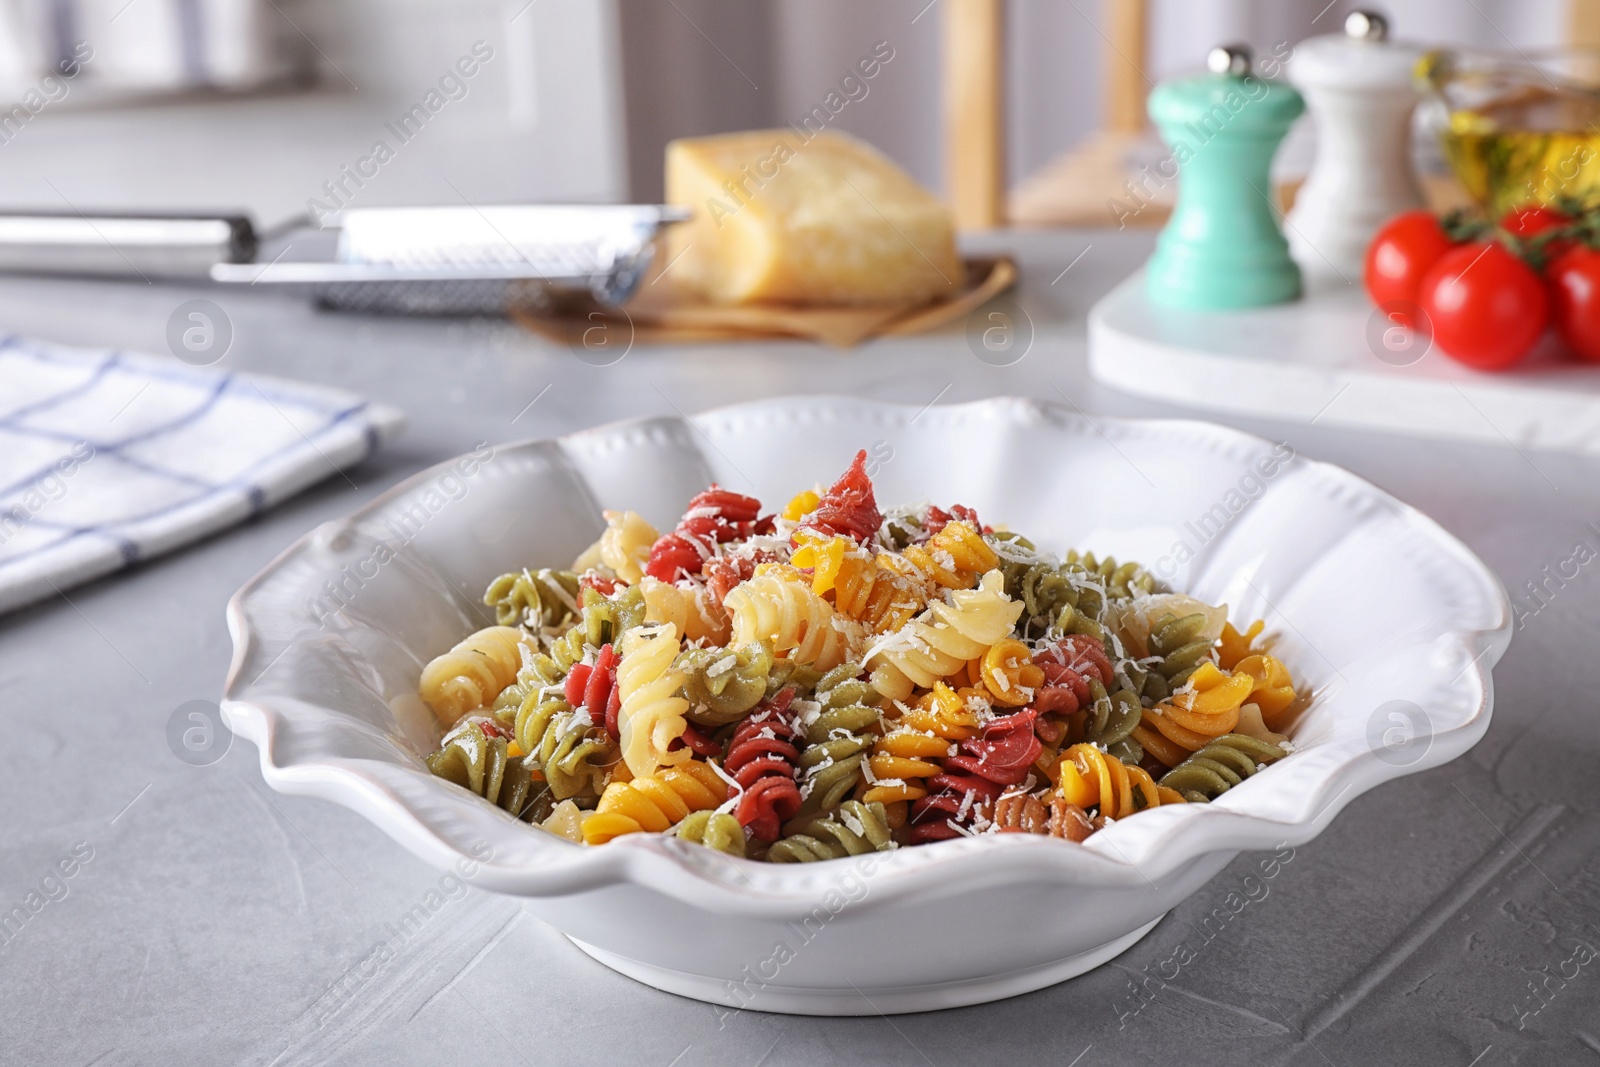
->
{"left": 865, "top": 569, "right": 1021, "bottom": 702}
{"left": 419, "top": 449, "right": 1305, "bottom": 860}
{"left": 640, "top": 575, "right": 731, "bottom": 645}
{"left": 616, "top": 623, "right": 693, "bottom": 777}
{"left": 791, "top": 664, "right": 879, "bottom": 819}
{"left": 419, "top": 626, "right": 538, "bottom": 723}
{"left": 597, "top": 510, "right": 659, "bottom": 584}
{"left": 724, "top": 569, "right": 854, "bottom": 673}
{"left": 484, "top": 567, "right": 581, "bottom": 630}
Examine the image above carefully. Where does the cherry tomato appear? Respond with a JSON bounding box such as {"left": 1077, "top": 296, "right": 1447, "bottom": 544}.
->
{"left": 1499, "top": 205, "right": 1569, "bottom": 239}
{"left": 1365, "top": 211, "right": 1455, "bottom": 326}
{"left": 1500, "top": 204, "right": 1573, "bottom": 260}
{"left": 1417, "top": 241, "right": 1548, "bottom": 370}
{"left": 1546, "top": 244, "right": 1600, "bottom": 362}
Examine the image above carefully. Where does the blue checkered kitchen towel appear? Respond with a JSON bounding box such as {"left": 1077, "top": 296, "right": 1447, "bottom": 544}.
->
{"left": 0, "top": 336, "right": 403, "bottom": 615}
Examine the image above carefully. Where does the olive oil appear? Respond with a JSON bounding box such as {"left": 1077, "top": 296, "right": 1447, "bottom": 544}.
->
{"left": 1434, "top": 80, "right": 1600, "bottom": 215}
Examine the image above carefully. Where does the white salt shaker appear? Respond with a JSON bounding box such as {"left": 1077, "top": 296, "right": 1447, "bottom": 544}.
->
{"left": 1285, "top": 11, "right": 1425, "bottom": 279}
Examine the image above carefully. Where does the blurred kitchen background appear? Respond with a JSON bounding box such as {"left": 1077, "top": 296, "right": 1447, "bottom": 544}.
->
{"left": 0, "top": 0, "right": 1572, "bottom": 224}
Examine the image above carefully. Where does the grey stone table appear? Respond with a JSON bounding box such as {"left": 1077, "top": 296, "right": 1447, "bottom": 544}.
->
{"left": 1, "top": 229, "right": 1595, "bottom": 1067}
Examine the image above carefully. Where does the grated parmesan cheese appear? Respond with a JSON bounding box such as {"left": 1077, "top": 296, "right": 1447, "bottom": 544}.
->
{"left": 839, "top": 808, "right": 867, "bottom": 837}
{"left": 708, "top": 759, "right": 745, "bottom": 815}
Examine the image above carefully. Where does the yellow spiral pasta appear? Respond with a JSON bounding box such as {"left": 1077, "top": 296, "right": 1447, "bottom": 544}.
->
{"left": 847, "top": 554, "right": 926, "bottom": 633}
{"left": 419, "top": 625, "right": 538, "bottom": 723}
{"left": 825, "top": 523, "right": 996, "bottom": 637}
{"left": 978, "top": 638, "right": 1044, "bottom": 707}
{"left": 617, "top": 623, "right": 692, "bottom": 777}
{"left": 782, "top": 488, "right": 821, "bottom": 521}
{"left": 791, "top": 533, "right": 865, "bottom": 597}
{"left": 723, "top": 569, "right": 853, "bottom": 672}
{"left": 1056, "top": 743, "right": 1185, "bottom": 816}
{"left": 900, "top": 520, "right": 999, "bottom": 590}
{"left": 1231, "top": 653, "right": 1296, "bottom": 727}
{"left": 830, "top": 555, "right": 882, "bottom": 619}
{"left": 1217, "top": 619, "right": 1265, "bottom": 670}
{"left": 867, "top": 569, "right": 1023, "bottom": 703}
{"left": 639, "top": 576, "right": 730, "bottom": 645}
{"left": 789, "top": 532, "right": 914, "bottom": 631}
{"left": 789, "top": 530, "right": 839, "bottom": 578}
{"left": 862, "top": 683, "right": 981, "bottom": 804}
{"left": 1130, "top": 662, "right": 1256, "bottom": 768}
{"left": 863, "top": 554, "right": 940, "bottom": 631}
{"left": 582, "top": 761, "right": 729, "bottom": 844}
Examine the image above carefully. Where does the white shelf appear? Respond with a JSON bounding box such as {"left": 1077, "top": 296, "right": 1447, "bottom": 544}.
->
{"left": 1088, "top": 269, "right": 1600, "bottom": 458}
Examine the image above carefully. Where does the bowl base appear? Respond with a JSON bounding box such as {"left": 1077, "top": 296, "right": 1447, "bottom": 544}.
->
{"left": 568, "top": 914, "right": 1164, "bottom": 1016}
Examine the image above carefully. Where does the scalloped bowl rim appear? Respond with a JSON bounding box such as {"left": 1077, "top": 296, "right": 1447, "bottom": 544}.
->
{"left": 222, "top": 396, "right": 1512, "bottom": 916}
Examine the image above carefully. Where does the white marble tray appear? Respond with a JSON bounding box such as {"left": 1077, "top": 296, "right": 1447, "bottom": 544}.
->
{"left": 1089, "top": 269, "right": 1600, "bottom": 457}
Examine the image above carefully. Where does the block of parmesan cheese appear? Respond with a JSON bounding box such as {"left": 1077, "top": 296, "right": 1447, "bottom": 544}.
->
{"left": 664, "top": 129, "right": 961, "bottom": 307}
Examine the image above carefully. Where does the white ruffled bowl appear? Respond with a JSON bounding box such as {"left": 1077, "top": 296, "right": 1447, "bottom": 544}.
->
{"left": 222, "top": 397, "right": 1511, "bottom": 1015}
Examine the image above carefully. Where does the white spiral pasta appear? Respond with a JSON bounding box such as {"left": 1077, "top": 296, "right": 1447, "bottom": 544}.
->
{"left": 419, "top": 625, "right": 538, "bottom": 724}
{"left": 724, "top": 571, "right": 853, "bottom": 673}
{"left": 570, "top": 509, "right": 659, "bottom": 580}
{"left": 866, "top": 570, "right": 1023, "bottom": 702}
{"left": 599, "top": 509, "right": 659, "bottom": 584}
{"left": 617, "top": 623, "right": 692, "bottom": 777}
{"left": 640, "top": 576, "right": 730, "bottom": 645}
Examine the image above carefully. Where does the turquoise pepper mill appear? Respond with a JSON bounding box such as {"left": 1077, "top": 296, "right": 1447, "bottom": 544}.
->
{"left": 1146, "top": 45, "right": 1306, "bottom": 309}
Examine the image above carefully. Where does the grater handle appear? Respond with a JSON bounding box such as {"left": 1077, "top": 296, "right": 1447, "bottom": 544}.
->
{"left": 0, "top": 212, "right": 257, "bottom": 279}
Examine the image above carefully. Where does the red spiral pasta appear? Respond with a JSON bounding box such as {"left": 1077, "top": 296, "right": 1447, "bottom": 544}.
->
{"left": 725, "top": 687, "right": 803, "bottom": 842}
{"left": 925, "top": 503, "right": 989, "bottom": 535}
{"left": 565, "top": 643, "right": 623, "bottom": 738}
{"left": 794, "top": 450, "right": 882, "bottom": 545}
{"left": 644, "top": 537, "right": 702, "bottom": 586}
{"left": 702, "top": 548, "right": 782, "bottom": 606}
{"left": 674, "top": 721, "right": 723, "bottom": 758}
{"left": 1033, "top": 634, "right": 1113, "bottom": 716}
{"left": 646, "top": 486, "right": 764, "bottom": 582}
{"left": 908, "top": 706, "right": 1041, "bottom": 843}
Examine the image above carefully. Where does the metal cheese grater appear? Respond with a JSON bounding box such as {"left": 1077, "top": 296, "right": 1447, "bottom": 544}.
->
{"left": 0, "top": 205, "right": 690, "bottom": 316}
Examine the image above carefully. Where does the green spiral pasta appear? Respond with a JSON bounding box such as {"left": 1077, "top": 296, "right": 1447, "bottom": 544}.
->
{"left": 769, "top": 800, "right": 895, "bottom": 863}
{"left": 674, "top": 810, "right": 747, "bottom": 856}
{"left": 484, "top": 568, "right": 581, "bottom": 629}
{"left": 678, "top": 643, "right": 774, "bottom": 727}
{"left": 1013, "top": 564, "right": 1108, "bottom": 641}
{"left": 879, "top": 511, "right": 925, "bottom": 551}
{"left": 493, "top": 618, "right": 586, "bottom": 716}
{"left": 791, "top": 664, "right": 882, "bottom": 819}
{"left": 1064, "top": 550, "right": 1161, "bottom": 600}
{"left": 493, "top": 585, "right": 647, "bottom": 715}
{"left": 1142, "top": 611, "right": 1215, "bottom": 701}
{"left": 580, "top": 584, "right": 647, "bottom": 648}
{"left": 426, "top": 721, "right": 541, "bottom": 820}
{"left": 1082, "top": 679, "right": 1144, "bottom": 764}
{"left": 768, "top": 659, "right": 824, "bottom": 697}
{"left": 514, "top": 691, "right": 617, "bottom": 801}
{"left": 1045, "top": 568, "right": 1108, "bottom": 641}
{"left": 989, "top": 534, "right": 1112, "bottom": 640}
{"left": 1159, "top": 733, "right": 1287, "bottom": 802}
